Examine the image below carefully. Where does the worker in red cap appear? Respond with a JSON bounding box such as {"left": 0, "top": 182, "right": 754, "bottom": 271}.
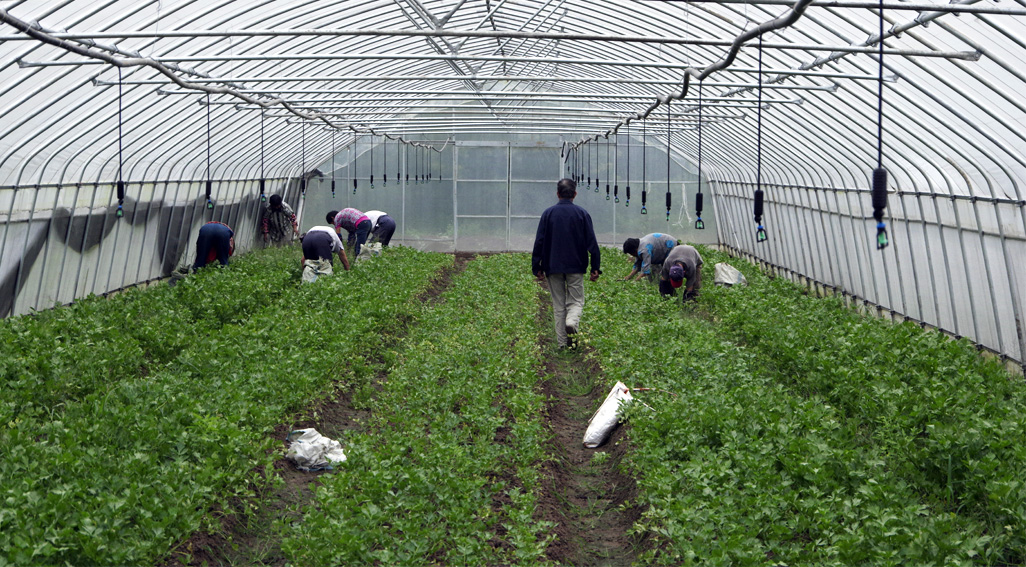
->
{"left": 658, "top": 244, "right": 703, "bottom": 301}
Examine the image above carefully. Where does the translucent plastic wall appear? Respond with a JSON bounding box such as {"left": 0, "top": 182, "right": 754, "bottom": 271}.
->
{"left": 301, "top": 132, "right": 714, "bottom": 254}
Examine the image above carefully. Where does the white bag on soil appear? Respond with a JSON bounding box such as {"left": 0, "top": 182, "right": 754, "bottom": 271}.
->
{"left": 583, "top": 381, "right": 633, "bottom": 448}
{"left": 286, "top": 428, "right": 347, "bottom": 471}
{"left": 714, "top": 262, "right": 748, "bottom": 287}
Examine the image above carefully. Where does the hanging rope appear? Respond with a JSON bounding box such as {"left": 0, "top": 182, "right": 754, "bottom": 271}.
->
{"left": 352, "top": 135, "right": 358, "bottom": 194}
{"left": 641, "top": 120, "right": 648, "bottom": 214}
{"left": 695, "top": 81, "right": 705, "bottom": 229}
{"left": 594, "top": 139, "right": 600, "bottom": 192}
{"left": 873, "top": 0, "right": 890, "bottom": 249}
{"left": 605, "top": 138, "right": 611, "bottom": 200}
{"left": 116, "top": 67, "right": 124, "bottom": 218}
{"left": 666, "top": 98, "right": 672, "bottom": 221}
{"left": 383, "top": 134, "right": 388, "bottom": 187}
{"left": 260, "top": 108, "right": 267, "bottom": 202}
{"left": 753, "top": 36, "right": 767, "bottom": 242}
{"left": 370, "top": 134, "right": 374, "bottom": 189}
{"left": 301, "top": 121, "right": 306, "bottom": 199}
{"left": 396, "top": 137, "right": 401, "bottom": 186}
{"left": 625, "top": 123, "right": 631, "bottom": 208}
{"left": 330, "top": 127, "right": 336, "bottom": 198}
{"left": 614, "top": 133, "right": 619, "bottom": 203}
{"left": 404, "top": 141, "right": 409, "bottom": 185}
{"left": 205, "top": 92, "right": 213, "bottom": 210}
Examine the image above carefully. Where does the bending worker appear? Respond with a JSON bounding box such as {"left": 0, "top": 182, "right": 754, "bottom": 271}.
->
{"left": 300, "top": 225, "right": 350, "bottom": 282}
{"left": 658, "top": 244, "right": 704, "bottom": 301}
{"left": 623, "top": 233, "right": 677, "bottom": 281}
{"left": 193, "top": 221, "right": 235, "bottom": 270}
{"left": 327, "top": 208, "right": 373, "bottom": 257}
{"left": 364, "top": 209, "right": 397, "bottom": 247}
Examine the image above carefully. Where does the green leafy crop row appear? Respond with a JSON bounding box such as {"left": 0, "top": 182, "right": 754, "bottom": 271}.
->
{"left": 281, "top": 253, "right": 555, "bottom": 566}
{"left": 0, "top": 246, "right": 451, "bottom": 566}
{"left": 583, "top": 246, "right": 1021, "bottom": 566}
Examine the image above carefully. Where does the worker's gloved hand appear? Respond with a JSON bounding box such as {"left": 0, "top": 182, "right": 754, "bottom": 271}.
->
{"left": 658, "top": 280, "right": 675, "bottom": 297}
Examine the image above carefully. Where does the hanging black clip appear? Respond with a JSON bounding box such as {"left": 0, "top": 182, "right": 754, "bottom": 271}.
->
{"left": 614, "top": 184, "right": 619, "bottom": 203}
{"left": 665, "top": 191, "right": 671, "bottom": 221}
{"left": 695, "top": 192, "right": 704, "bottom": 229}
{"left": 206, "top": 180, "right": 214, "bottom": 209}
{"left": 116, "top": 180, "right": 125, "bottom": 218}
{"left": 873, "top": 167, "right": 889, "bottom": 249}
{"left": 754, "top": 189, "right": 766, "bottom": 242}
{"left": 331, "top": 179, "right": 336, "bottom": 198}
{"left": 259, "top": 179, "right": 267, "bottom": 202}
{"left": 383, "top": 174, "right": 387, "bottom": 188}
{"left": 370, "top": 174, "right": 374, "bottom": 190}
{"left": 625, "top": 185, "right": 630, "bottom": 207}
{"left": 641, "top": 189, "right": 647, "bottom": 214}
{"left": 606, "top": 183, "right": 610, "bottom": 201}
{"left": 595, "top": 177, "right": 600, "bottom": 193}
{"left": 353, "top": 178, "right": 358, "bottom": 194}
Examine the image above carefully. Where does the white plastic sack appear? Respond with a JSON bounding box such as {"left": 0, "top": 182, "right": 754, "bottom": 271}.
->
{"left": 583, "top": 381, "right": 633, "bottom": 448}
{"left": 285, "top": 428, "right": 347, "bottom": 471}
{"left": 357, "top": 242, "right": 383, "bottom": 261}
{"left": 714, "top": 262, "right": 748, "bottom": 287}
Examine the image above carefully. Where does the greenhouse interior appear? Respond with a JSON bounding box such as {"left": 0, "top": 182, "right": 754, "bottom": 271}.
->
{"left": 2, "top": 0, "right": 1026, "bottom": 565}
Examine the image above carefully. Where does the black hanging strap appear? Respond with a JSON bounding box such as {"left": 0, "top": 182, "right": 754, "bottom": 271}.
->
{"left": 641, "top": 120, "right": 648, "bottom": 214}
{"left": 301, "top": 121, "right": 307, "bottom": 198}
{"left": 754, "top": 37, "right": 767, "bottom": 242}
{"left": 260, "top": 108, "right": 267, "bottom": 202}
{"left": 695, "top": 81, "right": 705, "bottom": 229}
{"left": 206, "top": 92, "right": 213, "bottom": 210}
{"left": 116, "top": 67, "right": 124, "bottom": 218}
{"left": 625, "top": 123, "right": 631, "bottom": 207}
{"left": 873, "top": 0, "right": 889, "bottom": 249}
{"left": 666, "top": 98, "right": 672, "bottom": 221}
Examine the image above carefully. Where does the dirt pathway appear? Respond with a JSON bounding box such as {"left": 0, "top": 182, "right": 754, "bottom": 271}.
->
{"left": 535, "top": 288, "right": 640, "bottom": 567}
{"left": 162, "top": 254, "right": 470, "bottom": 567}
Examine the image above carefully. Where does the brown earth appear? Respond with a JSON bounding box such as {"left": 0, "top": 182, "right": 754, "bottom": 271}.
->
{"left": 162, "top": 253, "right": 639, "bottom": 566}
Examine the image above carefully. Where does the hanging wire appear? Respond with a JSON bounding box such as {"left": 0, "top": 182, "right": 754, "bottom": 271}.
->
{"left": 605, "top": 137, "right": 611, "bottom": 200}
{"left": 594, "top": 139, "right": 600, "bottom": 192}
{"left": 259, "top": 108, "right": 267, "bottom": 202}
{"left": 396, "top": 137, "right": 401, "bottom": 185}
{"left": 587, "top": 142, "right": 592, "bottom": 191}
{"left": 666, "top": 99, "right": 672, "bottom": 221}
{"left": 872, "top": 0, "right": 890, "bottom": 249}
{"left": 353, "top": 135, "right": 358, "bottom": 194}
{"left": 330, "top": 128, "right": 336, "bottom": 198}
{"left": 301, "top": 121, "right": 306, "bottom": 199}
{"left": 754, "top": 36, "right": 767, "bottom": 242}
{"left": 641, "top": 120, "right": 648, "bottom": 214}
{"left": 404, "top": 140, "right": 409, "bottom": 185}
{"left": 205, "top": 91, "right": 213, "bottom": 209}
{"left": 614, "top": 132, "right": 620, "bottom": 203}
{"left": 116, "top": 67, "right": 124, "bottom": 218}
{"left": 625, "top": 122, "right": 631, "bottom": 207}
{"left": 370, "top": 134, "right": 374, "bottom": 189}
{"left": 383, "top": 134, "right": 388, "bottom": 187}
{"left": 695, "top": 81, "right": 705, "bottom": 229}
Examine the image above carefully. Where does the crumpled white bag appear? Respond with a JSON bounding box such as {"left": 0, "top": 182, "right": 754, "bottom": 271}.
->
{"left": 357, "top": 242, "right": 383, "bottom": 261}
{"left": 285, "top": 428, "right": 347, "bottom": 471}
{"left": 583, "top": 381, "right": 633, "bottom": 448}
{"left": 714, "top": 262, "right": 748, "bottom": 287}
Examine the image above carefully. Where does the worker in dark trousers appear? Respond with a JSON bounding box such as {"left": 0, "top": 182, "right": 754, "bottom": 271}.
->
{"left": 193, "top": 221, "right": 235, "bottom": 270}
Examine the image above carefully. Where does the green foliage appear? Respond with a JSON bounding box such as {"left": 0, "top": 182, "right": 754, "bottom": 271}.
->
{"left": 0, "top": 245, "right": 451, "bottom": 565}
{"left": 281, "top": 253, "right": 556, "bottom": 566}
{"left": 583, "top": 245, "right": 1024, "bottom": 565}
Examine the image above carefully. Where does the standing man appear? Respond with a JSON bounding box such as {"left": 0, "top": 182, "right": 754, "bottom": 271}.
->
{"left": 364, "top": 209, "right": 397, "bottom": 247}
{"left": 659, "top": 244, "right": 704, "bottom": 301}
{"left": 262, "top": 194, "right": 299, "bottom": 245}
{"left": 326, "top": 207, "right": 373, "bottom": 257}
{"left": 299, "top": 225, "right": 350, "bottom": 282}
{"left": 193, "top": 221, "right": 235, "bottom": 270}
{"left": 622, "top": 232, "right": 678, "bottom": 282}
{"left": 532, "top": 178, "right": 601, "bottom": 349}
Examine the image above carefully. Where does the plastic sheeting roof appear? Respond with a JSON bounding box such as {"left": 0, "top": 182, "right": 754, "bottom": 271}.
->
{"left": 0, "top": 0, "right": 1023, "bottom": 198}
